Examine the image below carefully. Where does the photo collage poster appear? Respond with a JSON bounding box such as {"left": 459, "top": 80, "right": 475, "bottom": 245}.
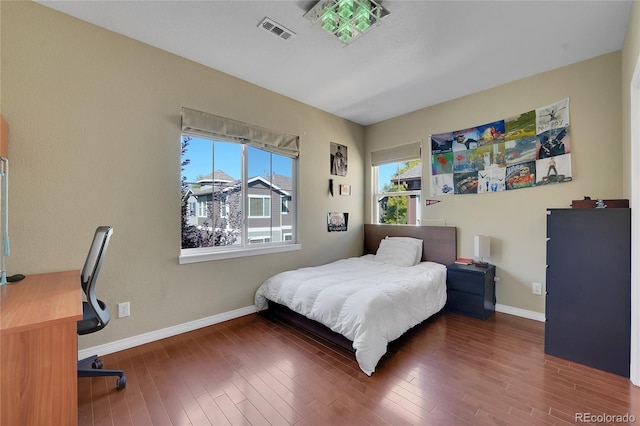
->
{"left": 430, "top": 98, "right": 571, "bottom": 196}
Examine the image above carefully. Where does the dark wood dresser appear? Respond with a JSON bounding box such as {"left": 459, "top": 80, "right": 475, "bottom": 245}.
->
{"left": 545, "top": 208, "right": 631, "bottom": 377}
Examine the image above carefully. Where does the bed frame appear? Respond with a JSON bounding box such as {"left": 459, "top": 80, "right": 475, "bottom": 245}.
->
{"left": 263, "top": 224, "right": 457, "bottom": 353}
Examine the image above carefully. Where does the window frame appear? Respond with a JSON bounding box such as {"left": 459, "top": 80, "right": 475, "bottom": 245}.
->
{"left": 180, "top": 131, "right": 300, "bottom": 264}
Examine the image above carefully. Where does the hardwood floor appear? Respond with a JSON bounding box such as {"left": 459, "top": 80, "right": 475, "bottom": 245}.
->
{"left": 78, "top": 312, "right": 640, "bottom": 425}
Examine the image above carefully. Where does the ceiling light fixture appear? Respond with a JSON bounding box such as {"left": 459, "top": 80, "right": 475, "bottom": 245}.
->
{"left": 303, "top": 0, "right": 390, "bottom": 45}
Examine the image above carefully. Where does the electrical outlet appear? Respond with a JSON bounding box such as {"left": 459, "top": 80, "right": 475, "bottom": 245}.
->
{"left": 118, "top": 302, "right": 130, "bottom": 318}
{"left": 532, "top": 282, "right": 542, "bottom": 295}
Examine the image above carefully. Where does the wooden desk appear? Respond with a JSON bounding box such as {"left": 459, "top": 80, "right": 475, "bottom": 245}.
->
{"left": 0, "top": 270, "right": 82, "bottom": 426}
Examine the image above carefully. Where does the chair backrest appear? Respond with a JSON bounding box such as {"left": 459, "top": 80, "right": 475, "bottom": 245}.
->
{"left": 81, "top": 226, "right": 113, "bottom": 328}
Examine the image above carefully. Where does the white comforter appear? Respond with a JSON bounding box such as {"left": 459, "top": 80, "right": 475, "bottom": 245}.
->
{"left": 254, "top": 255, "right": 447, "bottom": 375}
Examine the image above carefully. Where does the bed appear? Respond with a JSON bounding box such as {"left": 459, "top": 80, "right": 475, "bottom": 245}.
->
{"left": 255, "top": 224, "right": 457, "bottom": 375}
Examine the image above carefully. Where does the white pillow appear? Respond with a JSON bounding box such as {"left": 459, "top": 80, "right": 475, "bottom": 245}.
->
{"left": 386, "top": 236, "right": 423, "bottom": 264}
{"left": 375, "top": 238, "right": 421, "bottom": 267}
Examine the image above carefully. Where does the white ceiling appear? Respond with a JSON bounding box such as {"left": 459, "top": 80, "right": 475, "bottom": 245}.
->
{"left": 37, "top": 0, "right": 632, "bottom": 126}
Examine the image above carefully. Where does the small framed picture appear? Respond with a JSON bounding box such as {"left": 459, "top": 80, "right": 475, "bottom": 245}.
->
{"left": 330, "top": 142, "right": 347, "bottom": 176}
{"left": 327, "top": 212, "right": 348, "bottom": 232}
{"left": 339, "top": 184, "right": 351, "bottom": 196}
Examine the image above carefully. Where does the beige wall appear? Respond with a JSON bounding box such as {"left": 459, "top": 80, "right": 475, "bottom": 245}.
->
{"left": 366, "top": 52, "right": 622, "bottom": 314}
{"left": 0, "top": 2, "right": 365, "bottom": 349}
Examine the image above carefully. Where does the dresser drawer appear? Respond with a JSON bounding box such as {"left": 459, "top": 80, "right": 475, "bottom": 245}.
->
{"left": 446, "top": 291, "right": 485, "bottom": 319}
{"left": 446, "top": 270, "right": 484, "bottom": 295}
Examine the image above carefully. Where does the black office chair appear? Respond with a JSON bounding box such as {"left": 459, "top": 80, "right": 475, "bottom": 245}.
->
{"left": 77, "top": 226, "right": 126, "bottom": 390}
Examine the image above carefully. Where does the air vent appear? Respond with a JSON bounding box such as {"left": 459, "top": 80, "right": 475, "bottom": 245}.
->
{"left": 258, "top": 17, "right": 295, "bottom": 41}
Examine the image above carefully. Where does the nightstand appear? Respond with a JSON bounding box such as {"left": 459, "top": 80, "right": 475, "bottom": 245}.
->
{"left": 445, "top": 263, "right": 496, "bottom": 320}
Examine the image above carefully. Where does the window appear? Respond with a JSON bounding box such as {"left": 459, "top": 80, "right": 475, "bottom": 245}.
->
{"left": 181, "top": 136, "right": 296, "bottom": 254}
{"left": 249, "top": 195, "right": 271, "bottom": 218}
{"left": 371, "top": 142, "right": 422, "bottom": 225}
{"left": 281, "top": 196, "right": 290, "bottom": 214}
{"left": 197, "top": 199, "right": 208, "bottom": 217}
{"left": 179, "top": 107, "right": 300, "bottom": 263}
{"left": 220, "top": 198, "right": 228, "bottom": 218}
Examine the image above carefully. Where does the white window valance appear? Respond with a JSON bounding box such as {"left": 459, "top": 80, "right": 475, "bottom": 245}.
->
{"left": 181, "top": 107, "right": 299, "bottom": 158}
{"left": 370, "top": 140, "right": 422, "bottom": 166}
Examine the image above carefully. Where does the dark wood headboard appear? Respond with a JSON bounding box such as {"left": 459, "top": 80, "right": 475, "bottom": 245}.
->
{"left": 363, "top": 224, "right": 457, "bottom": 266}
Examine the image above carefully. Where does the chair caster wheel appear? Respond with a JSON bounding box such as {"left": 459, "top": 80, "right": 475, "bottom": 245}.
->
{"left": 92, "top": 359, "right": 104, "bottom": 369}
{"left": 116, "top": 376, "right": 126, "bottom": 390}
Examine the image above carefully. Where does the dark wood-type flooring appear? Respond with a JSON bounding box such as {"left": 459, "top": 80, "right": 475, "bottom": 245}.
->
{"left": 78, "top": 312, "right": 640, "bottom": 425}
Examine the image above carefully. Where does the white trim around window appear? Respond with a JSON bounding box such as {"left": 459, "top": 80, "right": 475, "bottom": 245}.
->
{"left": 179, "top": 243, "right": 301, "bottom": 264}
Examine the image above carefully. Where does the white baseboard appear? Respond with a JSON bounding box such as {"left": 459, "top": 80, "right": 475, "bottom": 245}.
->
{"left": 78, "top": 305, "right": 257, "bottom": 361}
{"left": 79, "top": 303, "right": 545, "bottom": 361}
{"left": 495, "top": 303, "right": 545, "bottom": 322}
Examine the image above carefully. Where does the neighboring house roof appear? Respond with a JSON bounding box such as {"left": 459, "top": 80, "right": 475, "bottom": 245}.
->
{"left": 190, "top": 185, "right": 216, "bottom": 197}
{"left": 188, "top": 172, "right": 292, "bottom": 197}
{"left": 269, "top": 174, "right": 292, "bottom": 191}
{"left": 392, "top": 164, "right": 422, "bottom": 182}
{"left": 248, "top": 174, "right": 292, "bottom": 195}
{"left": 197, "top": 169, "right": 236, "bottom": 185}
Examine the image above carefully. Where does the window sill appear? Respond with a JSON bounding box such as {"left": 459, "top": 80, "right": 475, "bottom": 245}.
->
{"left": 179, "top": 243, "right": 301, "bottom": 264}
